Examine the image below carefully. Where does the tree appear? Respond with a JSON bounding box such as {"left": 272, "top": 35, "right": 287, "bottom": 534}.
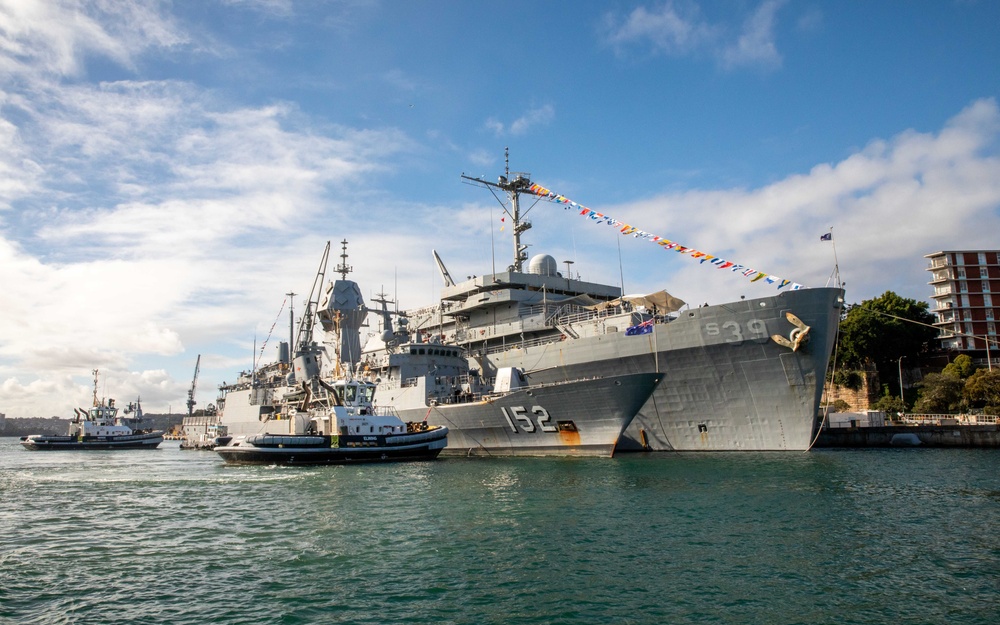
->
{"left": 963, "top": 368, "right": 1000, "bottom": 414}
{"left": 836, "top": 291, "right": 937, "bottom": 397}
{"left": 873, "top": 394, "right": 905, "bottom": 417}
{"left": 913, "top": 372, "right": 965, "bottom": 414}
{"left": 943, "top": 354, "right": 977, "bottom": 379}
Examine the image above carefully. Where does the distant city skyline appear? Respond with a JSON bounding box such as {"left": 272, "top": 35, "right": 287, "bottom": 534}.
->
{"left": 1, "top": 0, "right": 999, "bottom": 417}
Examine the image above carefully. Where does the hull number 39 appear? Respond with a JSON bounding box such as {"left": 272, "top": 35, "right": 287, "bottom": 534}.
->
{"left": 500, "top": 406, "right": 558, "bottom": 433}
{"left": 703, "top": 319, "right": 768, "bottom": 344}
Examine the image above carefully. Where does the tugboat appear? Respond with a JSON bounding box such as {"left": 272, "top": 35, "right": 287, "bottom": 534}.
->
{"left": 20, "top": 370, "right": 164, "bottom": 451}
{"left": 214, "top": 376, "right": 448, "bottom": 465}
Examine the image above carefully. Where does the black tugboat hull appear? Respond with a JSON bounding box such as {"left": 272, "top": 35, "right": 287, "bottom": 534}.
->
{"left": 214, "top": 428, "right": 449, "bottom": 466}
{"left": 19, "top": 432, "right": 165, "bottom": 451}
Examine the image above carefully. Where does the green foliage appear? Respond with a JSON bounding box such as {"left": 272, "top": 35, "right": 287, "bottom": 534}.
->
{"left": 835, "top": 291, "right": 937, "bottom": 396}
{"left": 943, "top": 354, "right": 976, "bottom": 380}
{"left": 963, "top": 368, "right": 1000, "bottom": 409}
{"left": 913, "top": 372, "right": 965, "bottom": 413}
{"left": 873, "top": 394, "right": 904, "bottom": 416}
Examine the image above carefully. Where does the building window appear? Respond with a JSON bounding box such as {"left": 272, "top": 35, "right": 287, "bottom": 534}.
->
{"left": 985, "top": 293, "right": 993, "bottom": 307}
{"left": 981, "top": 267, "right": 989, "bottom": 278}
{"left": 980, "top": 252, "right": 988, "bottom": 264}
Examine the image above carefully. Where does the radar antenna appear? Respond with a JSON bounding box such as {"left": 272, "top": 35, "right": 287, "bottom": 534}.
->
{"left": 461, "top": 147, "right": 541, "bottom": 272}
{"left": 335, "top": 239, "right": 352, "bottom": 280}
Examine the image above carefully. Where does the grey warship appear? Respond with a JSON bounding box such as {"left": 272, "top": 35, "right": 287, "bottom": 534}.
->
{"left": 359, "top": 158, "right": 844, "bottom": 451}
{"left": 216, "top": 242, "right": 660, "bottom": 457}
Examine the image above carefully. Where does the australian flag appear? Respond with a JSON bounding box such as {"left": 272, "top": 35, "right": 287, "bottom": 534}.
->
{"left": 625, "top": 318, "right": 654, "bottom": 336}
{"left": 820, "top": 233, "right": 832, "bottom": 241}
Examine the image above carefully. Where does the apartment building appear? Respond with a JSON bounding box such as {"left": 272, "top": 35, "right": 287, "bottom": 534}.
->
{"left": 926, "top": 250, "right": 999, "bottom": 363}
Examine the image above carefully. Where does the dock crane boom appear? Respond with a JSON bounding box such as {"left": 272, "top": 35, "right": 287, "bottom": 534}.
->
{"left": 187, "top": 355, "right": 200, "bottom": 417}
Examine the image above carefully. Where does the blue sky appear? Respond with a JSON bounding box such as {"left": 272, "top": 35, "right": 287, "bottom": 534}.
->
{"left": 2, "top": 0, "right": 999, "bottom": 418}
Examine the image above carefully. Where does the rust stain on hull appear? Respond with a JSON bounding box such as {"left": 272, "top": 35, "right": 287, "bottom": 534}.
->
{"left": 558, "top": 431, "right": 582, "bottom": 446}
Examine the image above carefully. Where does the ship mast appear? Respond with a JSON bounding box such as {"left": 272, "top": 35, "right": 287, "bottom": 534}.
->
{"left": 461, "top": 147, "right": 539, "bottom": 273}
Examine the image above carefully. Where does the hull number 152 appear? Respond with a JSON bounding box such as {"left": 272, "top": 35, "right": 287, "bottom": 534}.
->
{"left": 500, "top": 406, "right": 558, "bottom": 433}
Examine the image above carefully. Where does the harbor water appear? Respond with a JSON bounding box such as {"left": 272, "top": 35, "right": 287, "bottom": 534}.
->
{"left": 1, "top": 438, "right": 998, "bottom": 624}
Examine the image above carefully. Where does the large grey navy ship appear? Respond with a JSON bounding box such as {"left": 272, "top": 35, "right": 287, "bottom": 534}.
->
{"left": 358, "top": 159, "right": 844, "bottom": 451}
{"left": 216, "top": 242, "right": 661, "bottom": 457}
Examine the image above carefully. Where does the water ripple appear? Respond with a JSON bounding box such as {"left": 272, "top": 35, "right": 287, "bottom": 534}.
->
{"left": 2, "top": 442, "right": 998, "bottom": 624}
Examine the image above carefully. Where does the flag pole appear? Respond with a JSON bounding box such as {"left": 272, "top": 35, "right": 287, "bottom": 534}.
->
{"left": 824, "top": 227, "right": 841, "bottom": 288}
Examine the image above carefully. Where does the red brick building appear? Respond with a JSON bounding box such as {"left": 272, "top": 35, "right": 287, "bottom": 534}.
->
{"left": 926, "top": 250, "right": 999, "bottom": 366}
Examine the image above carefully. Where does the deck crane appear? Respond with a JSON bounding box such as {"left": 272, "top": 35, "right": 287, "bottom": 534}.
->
{"left": 186, "top": 355, "right": 200, "bottom": 417}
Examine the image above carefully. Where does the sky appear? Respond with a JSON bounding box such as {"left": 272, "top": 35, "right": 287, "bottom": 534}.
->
{"left": 1, "top": 0, "right": 999, "bottom": 419}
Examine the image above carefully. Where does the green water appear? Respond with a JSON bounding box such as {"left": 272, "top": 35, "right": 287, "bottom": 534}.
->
{"left": 1, "top": 439, "right": 997, "bottom": 624}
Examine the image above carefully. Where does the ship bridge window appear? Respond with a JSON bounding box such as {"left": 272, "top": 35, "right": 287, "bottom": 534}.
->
{"left": 361, "top": 386, "right": 375, "bottom": 403}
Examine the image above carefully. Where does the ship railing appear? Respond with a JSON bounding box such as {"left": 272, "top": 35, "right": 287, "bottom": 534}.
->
{"left": 549, "top": 304, "right": 636, "bottom": 326}
{"left": 407, "top": 304, "right": 441, "bottom": 319}
{"left": 374, "top": 405, "right": 400, "bottom": 418}
{"left": 181, "top": 415, "right": 218, "bottom": 426}
{"left": 900, "top": 413, "right": 999, "bottom": 425}
{"left": 476, "top": 334, "right": 566, "bottom": 356}
{"left": 429, "top": 391, "right": 487, "bottom": 406}
{"left": 401, "top": 377, "right": 418, "bottom": 388}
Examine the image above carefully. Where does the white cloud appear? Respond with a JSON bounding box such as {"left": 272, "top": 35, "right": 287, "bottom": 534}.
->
{"left": 0, "top": 0, "right": 187, "bottom": 78}
{"left": 485, "top": 104, "right": 555, "bottom": 136}
{"left": 720, "top": 0, "right": 784, "bottom": 69}
{"left": 0, "top": 2, "right": 417, "bottom": 417}
{"left": 601, "top": 0, "right": 785, "bottom": 70}
{"left": 602, "top": 1, "right": 716, "bottom": 56}
{"left": 579, "top": 98, "right": 1000, "bottom": 308}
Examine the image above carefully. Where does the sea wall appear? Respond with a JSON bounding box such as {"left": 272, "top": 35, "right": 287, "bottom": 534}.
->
{"left": 816, "top": 425, "right": 1000, "bottom": 448}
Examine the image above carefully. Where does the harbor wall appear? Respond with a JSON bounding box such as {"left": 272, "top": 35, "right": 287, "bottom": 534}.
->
{"left": 816, "top": 424, "right": 1000, "bottom": 448}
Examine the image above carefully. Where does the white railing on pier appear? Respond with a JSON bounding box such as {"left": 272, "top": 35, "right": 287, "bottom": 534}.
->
{"left": 901, "top": 413, "right": 999, "bottom": 425}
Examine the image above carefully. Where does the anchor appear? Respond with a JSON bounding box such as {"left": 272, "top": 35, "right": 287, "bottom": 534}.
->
{"left": 771, "top": 312, "right": 811, "bottom": 351}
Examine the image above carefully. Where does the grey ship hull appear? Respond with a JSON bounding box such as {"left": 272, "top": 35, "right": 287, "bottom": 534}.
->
{"left": 395, "top": 372, "right": 660, "bottom": 457}
{"left": 218, "top": 373, "right": 660, "bottom": 457}
{"left": 485, "top": 287, "right": 843, "bottom": 451}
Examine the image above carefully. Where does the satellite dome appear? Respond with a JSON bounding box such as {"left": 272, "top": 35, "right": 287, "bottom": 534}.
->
{"left": 528, "top": 254, "right": 558, "bottom": 276}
